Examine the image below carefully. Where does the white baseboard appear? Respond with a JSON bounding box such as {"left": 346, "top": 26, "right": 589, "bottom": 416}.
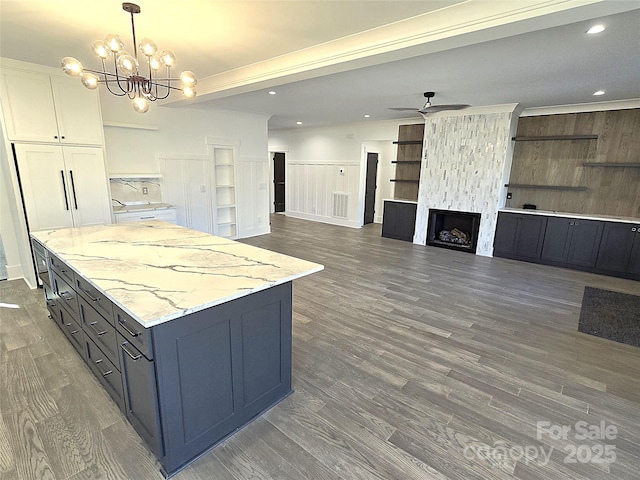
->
{"left": 285, "top": 211, "right": 361, "bottom": 229}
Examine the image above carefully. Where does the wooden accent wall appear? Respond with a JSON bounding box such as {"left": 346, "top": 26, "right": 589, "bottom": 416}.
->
{"left": 393, "top": 123, "right": 424, "bottom": 201}
{"left": 506, "top": 109, "right": 640, "bottom": 218}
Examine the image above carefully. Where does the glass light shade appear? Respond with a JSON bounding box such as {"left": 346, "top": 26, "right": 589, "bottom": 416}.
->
{"left": 148, "top": 54, "right": 162, "bottom": 71}
{"left": 80, "top": 72, "right": 99, "bottom": 89}
{"left": 132, "top": 96, "right": 150, "bottom": 113}
{"left": 91, "top": 40, "right": 111, "bottom": 59}
{"left": 160, "top": 50, "right": 176, "bottom": 67}
{"left": 117, "top": 54, "right": 139, "bottom": 75}
{"left": 104, "top": 34, "right": 124, "bottom": 52}
{"left": 180, "top": 70, "right": 197, "bottom": 85}
{"left": 61, "top": 57, "right": 83, "bottom": 76}
{"left": 139, "top": 38, "right": 157, "bottom": 56}
{"left": 182, "top": 85, "right": 196, "bottom": 98}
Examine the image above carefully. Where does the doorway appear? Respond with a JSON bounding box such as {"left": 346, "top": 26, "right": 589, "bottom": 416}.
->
{"left": 363, "top": 152, "right": 378, "bottom": 225}
{"left": 273, "top": 152, "right": 285, "bottom": 213}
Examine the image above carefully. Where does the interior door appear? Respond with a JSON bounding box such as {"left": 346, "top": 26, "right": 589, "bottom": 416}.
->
{"left": 364, "top": 152, "right": 378, "bottom": 224}
{"left": 14, "top": 143, "right": 73, "bottom": 231}
{"left": 62, "top": 147, "right": 111, "bottom": 227}
{"left": 273, "top": 152, "right": 285, "bottom": 213}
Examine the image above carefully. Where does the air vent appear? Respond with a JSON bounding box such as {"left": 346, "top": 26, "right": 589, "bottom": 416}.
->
{"left": 332, "top": 192, "right": 349, "bottom": 219}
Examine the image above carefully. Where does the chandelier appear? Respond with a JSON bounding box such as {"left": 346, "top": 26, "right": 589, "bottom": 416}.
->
{"left": 61, "top": 2, "right": 197, "bottom": 113}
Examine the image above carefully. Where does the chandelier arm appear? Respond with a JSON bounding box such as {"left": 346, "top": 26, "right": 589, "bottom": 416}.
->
{"left": 96, "top": 59, "right": 129, "bottom": 96}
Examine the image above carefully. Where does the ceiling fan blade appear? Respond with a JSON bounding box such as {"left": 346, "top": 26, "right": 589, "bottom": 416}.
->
{"left": 419, "top": 104, "right": 470, "bottom": 114}
{"left": 388, "top": 107, "right": 420, "bottom": 111}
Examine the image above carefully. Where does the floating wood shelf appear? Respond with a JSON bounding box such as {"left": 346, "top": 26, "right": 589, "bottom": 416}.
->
{"left": 512, "top": 135, "right": 598, "bottom": 141}
{"left": 391, "top": 161, "right": 421, "bottom": 164}
{"left": 582, "top": 162, "right": 640, "bottom": 168}
{"left": 391, "top": 179, "right": 420, "bottom": 183}
{"left": 392, "top": 140, "right": 423, "bottom": 145}
{"left": 505, "top": 184, "right": 588, "bottom": 191}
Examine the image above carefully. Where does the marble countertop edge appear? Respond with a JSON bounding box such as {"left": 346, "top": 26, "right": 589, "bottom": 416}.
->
{"left": 499, "top": 208, "right": 639, "bottom": 224}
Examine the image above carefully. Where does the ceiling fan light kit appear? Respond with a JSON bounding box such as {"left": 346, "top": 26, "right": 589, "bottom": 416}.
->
{"left": 61, "top": 2, "right": 197, "bottom": 113}
{"left": 390, "top": 91, "right": 470, "bottom": 115}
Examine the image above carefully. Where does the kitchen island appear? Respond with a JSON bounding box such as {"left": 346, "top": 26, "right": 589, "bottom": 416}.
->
{"left": 31, "top": 221, "right": 323, "bottom": 477}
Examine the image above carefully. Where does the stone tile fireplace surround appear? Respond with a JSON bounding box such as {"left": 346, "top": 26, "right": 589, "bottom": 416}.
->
{"left": 413, "top": 105, "right": 520, "bottom": 256}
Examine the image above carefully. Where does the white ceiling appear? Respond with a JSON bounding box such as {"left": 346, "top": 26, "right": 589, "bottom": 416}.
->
{"left": 1, "top": 0, "right": 639, "bottom": 130}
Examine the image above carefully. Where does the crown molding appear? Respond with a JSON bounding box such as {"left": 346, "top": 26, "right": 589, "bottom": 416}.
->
{"left": 521, "top": 99, "right": 640, "bottom": 116}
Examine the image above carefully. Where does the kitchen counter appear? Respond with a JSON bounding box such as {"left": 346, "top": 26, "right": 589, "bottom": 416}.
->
{"left": 499, "top": 207, "right": 639, "bottom": 224}
{"left": 112, "top": 202, "right": 175, "bottom": 213}
{"left": 31, "top": 221, "right": 323, "bottom": 327}
{"left": 31, "top": 221, "right": 323, "bottom": 477}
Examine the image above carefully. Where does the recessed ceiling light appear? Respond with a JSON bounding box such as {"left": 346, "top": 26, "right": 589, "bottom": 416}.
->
{"left": 363, "top": 114, "right": 371, "bottom": 118}
{"left": 268, "top": 91, "right": 277, "bottom": 95}
{"left": 296, "top": 121, "right": 303, "bottom": 125}
{"left": 593, "top": 90, "right": 606, "bottom": 96}
{"left": 586, "top": 24, "right": 605, "bottom": 34}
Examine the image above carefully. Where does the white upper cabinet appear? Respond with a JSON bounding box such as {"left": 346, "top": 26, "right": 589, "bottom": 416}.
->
{"left": 0, "top": 68, "right": 104, "bottom": 145}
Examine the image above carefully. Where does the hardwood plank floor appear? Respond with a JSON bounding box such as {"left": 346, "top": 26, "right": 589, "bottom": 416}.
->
{"left": 1, "top": 214, "right": 639, "bottom": 479}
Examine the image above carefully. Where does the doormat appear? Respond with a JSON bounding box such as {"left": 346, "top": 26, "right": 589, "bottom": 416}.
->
{"left": 578, "top": 286, "right": 640, "bottom": 348}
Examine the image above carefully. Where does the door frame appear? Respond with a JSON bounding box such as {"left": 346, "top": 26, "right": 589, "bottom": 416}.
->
{"left": 268, "top": 148, "right": 288, "bottom": 214}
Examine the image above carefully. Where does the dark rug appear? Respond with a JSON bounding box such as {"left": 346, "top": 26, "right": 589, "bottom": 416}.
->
{"left": 578, "top": 286, "right": 640, "bottom": 348}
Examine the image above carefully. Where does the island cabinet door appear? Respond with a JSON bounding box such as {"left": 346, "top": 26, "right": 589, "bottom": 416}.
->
{"left": 152, "top": 282, "right": 293, "bottom": 476}
{"left": 118, "top": 334, "right": 163, "bottom": 459}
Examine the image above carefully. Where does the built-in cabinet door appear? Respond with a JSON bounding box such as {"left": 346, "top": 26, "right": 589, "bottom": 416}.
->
{"left": 541, "top": 217, "right": 571, "bottom": 263}
{"left": 628, "top": 231, "right": 640, "bottom": 276}
{"left": 566, "top": 220, "right": 603, "bottom": 267}
{"left": 515, "top": 215, "right": 547, "bottom": 259}
{"left": 14, "top": 144, "right": 73, "bottom": 231}
{"left": 0, "top": 69, "right": 59, "bottom": 142}
{"left": 62, "top": 147, "right": 111, "bottom": 227}
{"left": 50, "top": 76, "right": 104, "bottom": 146}
{"left": 493, "top": 213, "right": 520, "bottom": 255}
{"left": 596, "top": 223, "right": 637, "bottom": 273}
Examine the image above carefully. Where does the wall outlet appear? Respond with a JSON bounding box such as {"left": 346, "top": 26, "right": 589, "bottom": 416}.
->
{"left": 507, "top": 192, "right": 512, "bottom": 199}
{"left": 142, "top": 187, "right": 148, "bottom": 195}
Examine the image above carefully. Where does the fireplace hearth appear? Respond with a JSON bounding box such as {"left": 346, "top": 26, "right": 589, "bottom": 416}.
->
{"left": 427, "top": 209, "right": 481, "bottom": 254}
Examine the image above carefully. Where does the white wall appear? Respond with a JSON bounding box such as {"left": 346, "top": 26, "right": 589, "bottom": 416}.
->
{"left": 100, "top": 94, "right": 272, "bottom": 238}
{"left": 413, "top": 105, "right": 520, "bottom": 256}
{"left": 269, "top": 118, "right": 421, "bottom": 228}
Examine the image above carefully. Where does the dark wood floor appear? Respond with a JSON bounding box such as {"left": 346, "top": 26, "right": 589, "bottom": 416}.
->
{"left": 1, "top": 214, "right": 639, "bottom": 480}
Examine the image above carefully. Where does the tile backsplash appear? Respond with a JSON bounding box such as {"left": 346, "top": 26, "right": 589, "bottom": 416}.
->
{"left": 110, "top": 178, "right": 163, "bottom": 205}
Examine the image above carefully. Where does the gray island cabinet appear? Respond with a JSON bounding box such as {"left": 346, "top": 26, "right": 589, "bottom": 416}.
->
{"left": 31, "top": 222, "right": 323, "bottom": 478}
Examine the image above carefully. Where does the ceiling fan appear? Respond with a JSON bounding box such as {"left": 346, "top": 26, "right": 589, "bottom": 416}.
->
{"left": 389, "top": 92, "right": 470, "bottom": 115}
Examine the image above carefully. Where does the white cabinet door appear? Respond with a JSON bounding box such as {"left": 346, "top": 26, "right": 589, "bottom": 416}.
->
{"left": 51, "top": 76, "right": 104, "bottom": 146}
{"left": 14, "top": 144, "right": 73, "bottom": 231}
{"left": 0, "top": 69, "right": 103, "bottom": 145}
{"left": 0, "top": 69, "right": 59, "bottom": 142}
{"left": 62, "top": 147, "right": 111, "bottom": 227}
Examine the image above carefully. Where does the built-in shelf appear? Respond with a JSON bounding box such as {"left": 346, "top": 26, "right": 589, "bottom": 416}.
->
{"left": 391, "top": 161, "right": 421, "bottom": 164}
{"left": 505, "top": 183, "right": 588, "bottom": 191}
{"left": 512, "top": 135, "right": 598, "bottom": 141}
{"left": 392, "top": 140, "right": 423, "bottom": 145}
{"left": 582, "top": 162, "right": 640, "bottom": 168}
{"left": 109, "top": 173, "right": 163, "bottom": 179}
{"left": 391, "top": 179, "right": 420, "bottom": 183}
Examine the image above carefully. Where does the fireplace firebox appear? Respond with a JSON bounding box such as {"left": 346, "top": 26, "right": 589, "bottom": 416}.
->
{"left": 427, "top": 209, "right": 481, "bottom": 254}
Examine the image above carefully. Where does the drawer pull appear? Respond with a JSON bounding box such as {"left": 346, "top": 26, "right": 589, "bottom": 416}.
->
{"left": 89, "top": 321, "right": 107, "bottom": 336}
{"left": 81, "top": 286, "right": 100, "bottom": 302}
{"left": 118, "top": 318, "right": 140, "bottom": 338}
{"left": 121, "top": 342, "right": 142, "bottom": 360}
{"left": 95, "top": 359, "right": 113, "bottom": 377}
{"left": 60, "top": 291, "right": 74, "bottom": 301}
{"left": 140, "top": 216, "right": 155, "bottom": 220}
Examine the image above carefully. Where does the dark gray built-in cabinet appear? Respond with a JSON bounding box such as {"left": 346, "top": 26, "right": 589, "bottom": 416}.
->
{"left": 494, "top": 211, "right": 639, "bottom": 280}
{"left": 33, "top": 240, "right": 294, "bottom": 477}
{"left": 381, "top": 200, "right": 417, "bottom": 242}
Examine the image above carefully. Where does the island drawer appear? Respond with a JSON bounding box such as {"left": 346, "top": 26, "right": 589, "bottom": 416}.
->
{"left": 49, "top": 253, "right": 74, "bottom": 285}
{"left": 43, "top": 281, "right": 59, "bottom": 323}
{"left": 53, "top": 273, "right": 79, "bottom": 319}
{"left": 114, "top": 306, "right": 153, "bottom": 360}
{"left": 32, "top": 240, "right": 50, "bottom": 285}
{"left": 79, "top": 297, "right": 119, "bottom": 368}
{"left": 85, "top": 335, "right": 124, "bottom": 411}
{"left": 75, "top": 275, "right": 114, "bottom": 323}
{"left": 58, "top": 306, "right": 85, "bottom": 359}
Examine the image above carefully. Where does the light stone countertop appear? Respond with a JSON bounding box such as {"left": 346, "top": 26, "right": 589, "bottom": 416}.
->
{"left": 384, "top": 198, "right": 418, "bottom": 204}
{"left": 32, "top": 222, "right": 323, "bottom": 328}
{"left": 499, "top": 208, "right": 639, "bottom": 224}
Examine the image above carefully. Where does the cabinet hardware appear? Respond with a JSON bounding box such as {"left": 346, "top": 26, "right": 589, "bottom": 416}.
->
{"left": 69, "top": 170, "right": 78, "bottom": 209}
{"left": 118, "top": 318, "right": 140, "bottom": 337}
{"left": 140, "top": 216, "right": 155, "bottom": 220}
{"left": 94, "top": 359, "right": 113, "bottom": 376}
{"left": 633, "top": 228, "right": 637, "bottom": 232}
{"left": 54, "top": 135, "right": 58, "bottom": 139}
{"left": 60, "top": 170, "right": 70, "bottom": 210}
{"left": 59, "top": 291, "right": 73, "bottom": 301}
{"left": 121, "top": 342, "right": 142, "bottom": 360}
{"left": 81, "top": 287, "right": 100, "bottom": 302}
{"left": 89, "top": 321, "right": 107, "bottom": 336}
